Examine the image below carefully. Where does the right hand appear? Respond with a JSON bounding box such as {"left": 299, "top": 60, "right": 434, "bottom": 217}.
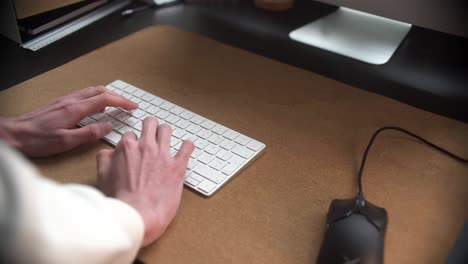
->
{"left": 96, "top": 117, "right": 194, "bottom": 247}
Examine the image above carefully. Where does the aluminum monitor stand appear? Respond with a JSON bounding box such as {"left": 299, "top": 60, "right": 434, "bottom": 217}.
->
{"left": 289, "top": 7, "right": 411, "bottom": 65}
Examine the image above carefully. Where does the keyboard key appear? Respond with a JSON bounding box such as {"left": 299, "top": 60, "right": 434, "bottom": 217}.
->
{"left": 174, "top": 141, "right": 183, "bottom": 150}
{"left": 232, "top": 145, "right": 255, "bottom": 159}
{"left": 197, "top": 180, "right": 216, "bottom": 193}
{"left": 187, "top": 158, "right": 199, "bottom": 170}
{"left": 246, "top": 140, "right": 264, "bottom": 152}
{"left": 146, "top": 105, "right": 159, "bottom": 115}
{"left": 118, "top": 125, "right": 134, "bottom": 134}
{"left": 234, "top": 135, "right": 251, "bottom": 146}
{"left": 132, "top": 89, "right": 145, "bottom": 98}
{"left": 221, "top": 163, "right": 240, "bottom": 176}
{"left": 111, "top": 120, "right": 124, "bottom": 130}
{"left": 170, "top": 106, "right": 184, "bottom": 115}
{"left": 133, "top": 121, "right": 143, "bottom": 131}
{"left": 141, "top": 93, "right": 155, "bottom": 102}
{"left": 209, "top": 158, "right": 227, "bottom": 171}
{"left": 186, "top": 124, "right": 201, "bottom": 134}
{"left": 139, "top": 101, "right": 150, "bottom": 110}
{"left": 189, "top": 171, "right": 205, "bottom": 182}
{"left": 223, "top": 129, "right": 239, "bottom": 140}
{"left": 198, "top": 152, "right": 214, "bottom": 164}
{"left": 182, "top": 133, "right": 198, "bottom": 142}
{"left": 90, "top": 112, "right": 106, "bottom": 120}
{"left": 228, "top": 154, "right": 246, "bottom": 167}
{"left": 208, "top": 134, "right": 224, "bottom": 145}
{"left": 197, "top": 129, "right": 212, "bottom": 140}
{"left": 201, "top": 120, "right": 216, "bottom": 130}
{"left": 132, "top": 98, "right": 142, "bottom": 104}
{"left": 115, "top": 112, "right": 130, "bottom": 122}
{"left": 160, "top": 101, "right": 175, "bottom": 111}
{"left": 104, "top": 131, "right": 122, "bottom": 145}
{"left": 170, "top": 137, "right": 181, "bottom": 147}
{"left": 185, "top": 177, "right": 200, "bottom": 187}
{"left": 131, "top": 109, "right": 146, "bottom": 119}
{"left": 212, "top": 124, "right": 228, "bottom": 135}
{"left": 123, "top": 116, "right": 139, "bottom": 126}
{"left": 122, "top": 92, "right": 132, "bottom": 99}
{"left": 123, "top": 85, "right": 136, "bottom": 93}
{"left": 150, "top": 97, "right": 165, "bottom": 106}
{"left": 111, "top": 80, "right": 127, "bottom": 89}
{"left": 172, "top": 128, "right": 187, "bottom": 139}
{"left": 166, "top": 114, "right": 180, "bottom": 124}
{"left": 194, "top": 164, "right": 226, "bottom": 184}
{"left": 220, "top": 140, "right": 236, "bottom": 151}
{"left": 105, "top": 107, "right": 121, "bottom": 117}
{"left": 204, "top": 144, "right": 220, "bottom": 155}
{"left": 155, "top": 110, "right": 170, "bottom": 119}
{"left": 194, "top": 139, "right": 209, "bottom": 150}
{"left": 190, "top": 114, "right": 205, "bottom": 125}
{"left": 216, "top": 148, "right": 232, "bottom": 161}
{"left": 175, "top": 119, "right": 191, "bottom": 129}
{"left": 79, "top": 117, "right": 95, "bottom": 126}
{"left": 180, "top": 110, "right": 195, "bottom": 120}
{"left": 191, "top": 148, "right": 203, "bottom": 159}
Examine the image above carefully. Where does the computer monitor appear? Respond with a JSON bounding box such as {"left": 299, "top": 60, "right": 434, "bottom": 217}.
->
{"left": 289, "top": 0, "right": 468, "bottom": 65}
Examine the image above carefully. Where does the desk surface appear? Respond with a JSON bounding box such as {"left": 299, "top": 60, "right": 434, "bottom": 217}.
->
{"left": 1, "top": 25, "right": 467, "bottom": 264}
{"left": 0, "top": 0, "right": 467, "bottom": 122}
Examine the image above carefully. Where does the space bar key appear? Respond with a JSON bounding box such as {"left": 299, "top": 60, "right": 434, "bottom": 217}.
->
{"left": 193, "top": 164, "right": 226, "bottom": 184}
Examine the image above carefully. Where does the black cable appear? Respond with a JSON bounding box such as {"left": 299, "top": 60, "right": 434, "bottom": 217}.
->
{"left": 357, "top": 126, "right": 468, "bottom": 196}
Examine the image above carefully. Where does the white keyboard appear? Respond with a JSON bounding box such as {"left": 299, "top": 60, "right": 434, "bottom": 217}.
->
{"left": 78, "top": 80, "right": 266, "bottom": 196}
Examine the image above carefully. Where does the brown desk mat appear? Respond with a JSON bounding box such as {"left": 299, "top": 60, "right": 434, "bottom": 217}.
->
{"left": 1, "top": 26, "right": 467, "bottom": 263}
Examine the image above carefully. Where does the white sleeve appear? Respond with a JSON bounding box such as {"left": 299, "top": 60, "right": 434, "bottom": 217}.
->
{"left": 0, "top": 143, "right": 144, "bottom": 264}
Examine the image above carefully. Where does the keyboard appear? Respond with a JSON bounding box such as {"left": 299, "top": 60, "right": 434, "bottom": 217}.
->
{"left": 78, "top": 80, "right": 266, "bottom": 196}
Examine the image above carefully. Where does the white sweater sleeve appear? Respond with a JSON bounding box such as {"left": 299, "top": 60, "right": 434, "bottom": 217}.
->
{"left": 0, "top": 143, "right": 144, "bottom": 264}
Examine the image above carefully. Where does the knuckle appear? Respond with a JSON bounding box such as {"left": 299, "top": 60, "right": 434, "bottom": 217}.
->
{"left": 63, "top": 103, "right": 78, "bottom": 115}
{"left": 139, "top": 142, "right": 155, "bottom": 154}
{"left": 120, "top": 134, "right": 137, "bottom": 148}
{"left": 96, "top": 85, "right": 107, "bottom": 93}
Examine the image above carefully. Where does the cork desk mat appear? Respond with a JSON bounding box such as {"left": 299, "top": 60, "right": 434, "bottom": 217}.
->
{"left": 1, "top": 26, "right": 467, "bottom": 264}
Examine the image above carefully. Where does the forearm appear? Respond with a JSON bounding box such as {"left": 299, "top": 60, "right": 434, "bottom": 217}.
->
{"left": 0, "top": 143, "right": 144, "bottom": 264}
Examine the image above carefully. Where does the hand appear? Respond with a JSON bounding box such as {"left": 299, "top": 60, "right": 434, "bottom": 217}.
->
{"left": 0, "top": 86, "right": 137, "bottom": 157}
{"left": 96, "top": 117, "right": 195, "bottom": 247}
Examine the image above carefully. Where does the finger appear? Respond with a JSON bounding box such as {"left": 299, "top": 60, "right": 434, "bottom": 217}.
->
{"left": 121, "top": 131, "right": 138, "bottom": 142}
{"left": 156, "top": 124, "right": 172, "bottom": 155}
{"left": 174, "top": 140, "right": 195, "bottom": 165}
{"left": 140, "top": 117, "right": 158, "bottom": 144}
{"left": 49, "top": 86, "right": 114, "bottom": 108}
{"left": 60, "top": 122, "right": 113, "bottom": 150}
{"left": 96, "top": 148, "right": 114, "bottom": 178}
{"left": 71, "top": 93, "right": 138, "bottom": 120}
{"left": 68, "top": 86, "right": 110, "bottom": 100}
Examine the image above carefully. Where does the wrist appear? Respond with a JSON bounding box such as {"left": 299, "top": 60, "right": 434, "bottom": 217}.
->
{"left": 0, "top": 117, "right": 23, "bottom": 151}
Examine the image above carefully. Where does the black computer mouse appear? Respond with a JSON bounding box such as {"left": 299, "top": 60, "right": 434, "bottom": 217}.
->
{"left": 317, "top": 195, "right": 388, "bottom": 264}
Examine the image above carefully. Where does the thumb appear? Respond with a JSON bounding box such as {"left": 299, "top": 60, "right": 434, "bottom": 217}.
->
{"left": 62, "top": 122, "right": 113, "bottom": 150}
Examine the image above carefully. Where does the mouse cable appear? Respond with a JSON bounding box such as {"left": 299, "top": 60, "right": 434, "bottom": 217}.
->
{"left": 357, "top": 126, "right": 468, "bottom": 197}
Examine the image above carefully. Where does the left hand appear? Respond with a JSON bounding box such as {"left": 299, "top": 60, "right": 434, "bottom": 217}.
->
{"left": 0, "top": 86, "right": 138, "bottom": 157}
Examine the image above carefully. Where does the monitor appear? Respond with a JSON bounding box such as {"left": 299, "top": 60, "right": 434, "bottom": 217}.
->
{"left": 289, "top": 0, "right": 468, "bottom": 65}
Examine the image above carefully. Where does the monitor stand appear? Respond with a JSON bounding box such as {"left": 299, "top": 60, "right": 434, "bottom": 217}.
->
{"left": 289, "top": 7, "right": 411, "bottom": 65}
